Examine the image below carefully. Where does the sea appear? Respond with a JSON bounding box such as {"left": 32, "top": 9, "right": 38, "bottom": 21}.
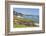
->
{"left": 23, "top": 15, "right": 39, "bottom": 23}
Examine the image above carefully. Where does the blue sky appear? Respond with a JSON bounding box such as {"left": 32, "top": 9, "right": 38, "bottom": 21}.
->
{"left": 13, "top": 8, "right": 39, "bottom": 15}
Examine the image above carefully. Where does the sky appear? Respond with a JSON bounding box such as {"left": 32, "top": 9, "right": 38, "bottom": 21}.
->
{"left": 13, "top": 8, "right": 39, "bottom": 15}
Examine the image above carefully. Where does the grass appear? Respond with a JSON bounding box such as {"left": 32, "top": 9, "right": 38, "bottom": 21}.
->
{"left": 13, "top": 16, "right": 37, "bottom": 28}
{"left": 13, "top": 24, "right": 35, "bottom": 28}
{"left": 14, "top": 24, "right": 27, "bottom": 28}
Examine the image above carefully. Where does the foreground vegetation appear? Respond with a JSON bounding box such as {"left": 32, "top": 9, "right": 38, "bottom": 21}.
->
{"left": 13, "top": 16, "right": 37, "bottom": 28}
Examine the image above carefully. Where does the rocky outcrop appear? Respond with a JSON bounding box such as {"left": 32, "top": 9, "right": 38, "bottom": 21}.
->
{"left": 13, "top": 11, "right": 24, "bottom": 17}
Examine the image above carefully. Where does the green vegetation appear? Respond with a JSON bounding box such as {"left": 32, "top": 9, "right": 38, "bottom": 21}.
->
{"left": 13, "top": 24, "right": 35, "bottom": 28}
{"left": 13, "top": 16, "right": 36, "bottom": 28}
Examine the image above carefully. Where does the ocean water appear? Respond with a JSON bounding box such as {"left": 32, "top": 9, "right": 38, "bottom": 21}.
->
{"left": 24, "top": 15, "right": 39, "bottom": 23}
